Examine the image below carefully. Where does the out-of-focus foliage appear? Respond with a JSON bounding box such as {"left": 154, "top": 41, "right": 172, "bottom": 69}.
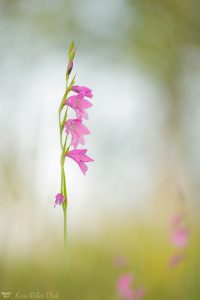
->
{"left": 127, "top": 0, "right": 200, "bottom": 82}
{"left": 0, "top": 225, "right": 200, "bottom": 299}
{"left": 1, "top": 0, "right": 200, "bottom": 83}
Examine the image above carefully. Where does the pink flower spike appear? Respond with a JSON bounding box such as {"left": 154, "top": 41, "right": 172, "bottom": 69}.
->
{"left": 72, "top": 85, "right": 93, "bottom": 98}
{"left": 66, "top": 149, "right": 94, "bottom": 175}
{"left": 65, "top": 118, "right": 90, "bottom": 148}
{"left": 117, "top": 274, "right": 134, "bottom": 300}
{"left": 54, "top": 193, "right": 65, "bottom": 208}
{"left": 171, "top": 227, "right": 188, "bottom": 248}
{"left": 65, "top": 93, "right": 93, "bottom": 120}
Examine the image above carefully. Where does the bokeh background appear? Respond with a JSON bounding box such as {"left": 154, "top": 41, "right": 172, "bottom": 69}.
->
{"left": 0, "top": 0, "right": 200, "bottom": 299}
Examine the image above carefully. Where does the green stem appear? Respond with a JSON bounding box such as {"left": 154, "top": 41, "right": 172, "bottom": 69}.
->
{"left": 58, "top": 70, "right": 74, "bottom": 250}
{"left": 59, "top": 94, "right": 68, "bottom": 249}
{"left": 60, "top": 136, "right": 68, "bottom": 248}
{"left": 63, "top": 205, "right": 67, "bottom": 249}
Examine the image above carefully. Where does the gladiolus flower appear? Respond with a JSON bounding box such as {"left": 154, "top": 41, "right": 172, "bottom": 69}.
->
{"left": 65, "top": 118, "right": 90, "bottom": 148}
{"left": 171, "top": 227, "right": 188, "bottom": 248}
{"left": 54, "top": 193, "right": 65, "bottom": 207}
{"left": 117, "top": 274, "right": 134, "bottom": 300}
{"left": 65, "top": 93, "right": 92, "bottom": 120}
{"left": 66, "top": 149, "right": 94, "bottom": 175}
{"left": 72, "top": 85, "right": 93, "bottom": 98}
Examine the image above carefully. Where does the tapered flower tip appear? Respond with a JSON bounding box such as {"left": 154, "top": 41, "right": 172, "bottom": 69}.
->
{"left": 54, "top": 193, "right": 65, "bottom": 208}
{"left": 69, "top": 41, "right": 76, "bottom": 61}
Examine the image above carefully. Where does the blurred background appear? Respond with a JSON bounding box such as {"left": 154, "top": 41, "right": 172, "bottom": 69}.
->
{"left": 0, "top": 0, "right": 200, "bottom": 299}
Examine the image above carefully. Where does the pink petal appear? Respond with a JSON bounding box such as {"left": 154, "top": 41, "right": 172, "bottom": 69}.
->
{"left": 171, "top": 228, "right": 188, "bottom": 248}
{"left": 79, "top": 162, "right": 88, "bottom": 175}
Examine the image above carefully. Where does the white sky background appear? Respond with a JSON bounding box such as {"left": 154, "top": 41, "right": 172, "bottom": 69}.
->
{"left": 0, "top": 0, "right": 200, "bottom": 253}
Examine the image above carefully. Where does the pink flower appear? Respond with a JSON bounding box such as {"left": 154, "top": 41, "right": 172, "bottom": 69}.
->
{"left": 65, "top": 118, "right": 90, "bottom": 148}
{"left": 72, "top": 85, "right": 93, "bottom": 98}
{"left": 54, "top": 193, "right": 65, "bottom": 207}
{"left": 117, "top": 274, "right": 134, "bottom": 300}
{"left": 65, "top": 149, "right": 94, "bottom": 175}
{"left": 171, "top": 227, "right": 188, "bottom": 248}
{"left": 65, "top": 93, "right": 92, "bottom": 120}
{"left": 169, "top": 254, "right": 185, "bottom": 267}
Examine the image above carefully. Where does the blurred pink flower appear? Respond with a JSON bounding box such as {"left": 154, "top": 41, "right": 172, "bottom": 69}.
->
{"left": 169, "top": 254, "right": 185, "bottom": 267}
{"left": 65, "top": 93, "right": 92, "bottom": 120}
{"left": 72, "top": 85, "right": 93, "bottom": 98}
{"left": 54, "top": 193, "right": 65, "bottom": 207}
{"left": 65, "top": 118, "right": 90, "bottom": 148}
{"left": 171, "top": 227, "right": 188, "bottom": 248}
{"left": 117, "top": 274, "right": 133, "bottom": 300}
{"left": 65, "top": 149, "right": 94, "bottom": 175}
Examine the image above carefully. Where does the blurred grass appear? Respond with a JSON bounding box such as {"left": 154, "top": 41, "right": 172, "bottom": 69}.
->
{"left": 0, "top": 223, "right": 199, "bottom": 300}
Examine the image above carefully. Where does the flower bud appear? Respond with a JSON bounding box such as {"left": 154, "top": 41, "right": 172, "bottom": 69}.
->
{"left": 67, "top": 60, "right": 73, "bottom": 75}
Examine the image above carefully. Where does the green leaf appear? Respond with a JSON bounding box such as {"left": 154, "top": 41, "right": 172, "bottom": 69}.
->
{"left": 69, "top": 49, "right": 76, "bottom": 61}
{"left": 59, "top": 90, "right": 68, "bottom": 113}
{"left": 61, "top": 109, "right": 68, "bottom": 129}
{"left": 67, "top": 74, "right": 76, "bottom": 92}
{"left": 68, "top": 41, "right": 75, "bottom": 57}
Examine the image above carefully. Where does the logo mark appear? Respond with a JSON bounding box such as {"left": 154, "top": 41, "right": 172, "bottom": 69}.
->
{"left": 1, "top": 292, "right": 12, "bottom": 299}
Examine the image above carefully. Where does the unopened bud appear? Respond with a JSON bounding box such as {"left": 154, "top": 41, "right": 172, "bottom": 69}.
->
{"left": 67, "top": 61, "right": 73, "bottom": 75}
